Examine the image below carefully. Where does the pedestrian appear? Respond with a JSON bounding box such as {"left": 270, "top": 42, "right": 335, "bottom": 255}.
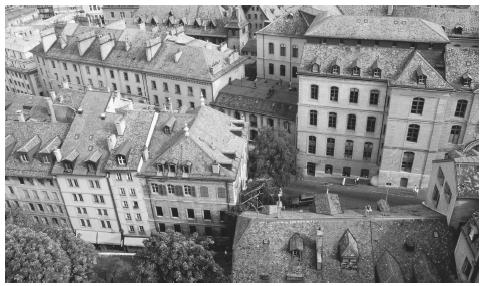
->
{"left": 368, "top": 205, "right": 372, "bottom": 215}
{"left": 364, "top": 205, "right": 369, "bottom": 217}
{"left": 356, "top": 176, "right": 360, "bottom": 184}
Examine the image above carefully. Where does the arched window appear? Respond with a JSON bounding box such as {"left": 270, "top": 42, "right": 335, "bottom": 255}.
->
{"left": 352, "top": 66, "right": 360, "bottom": 76}
{"left": 401, "top": 152, "right": 415, "bottom": 172}
{"left": 308, "top": 136, "right": 316, "bottom": 154}
{"left": 312, "top": 63, "right": 320, "bottom": 73}
{"left": 331, "top": 65, "right": 340, "bottom": 75}
{"left": 454, "top": 100, "right": 468, "bottom": 117}
{"left": 369, "top": 90, "right": 379, "bottom": 105}
{"left": 347, "top": 114, "right": 356, "bottom": 130}
{"left": 326, "top": 138, "right": 335, "bottom": 156}
{"left": 406, "top": 124, "right": 420, "bottom": 142}
{"left": 330, "top": 86, "right": 339, "bottom": 101}
{"left": 449, "top": 125, "right": 462, "bottom": 144}
{"left": 411, "top": 97, "right": 425, "bottom": 114}
{"left": 344, "top": 140, "right": 354, "bottom": 159}
{"left": 309, "top": 110, "right": 318, "bottom": 126}
{"left": 363, "top": 142, "right": 373, "bottom": 160}
{"left": 328, "top": 112, "right": 337, "bottom": 128}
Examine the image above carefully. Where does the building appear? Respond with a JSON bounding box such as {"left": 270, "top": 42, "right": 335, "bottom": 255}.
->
{"left": 139, "top": 103, "right": 248, "bottom": 238}
{"left": 102, "top": 5, "right": 139, "bottom": 25}
{"left": 81, "top": 5, "right": 104, "bottom": 26}
{"left": 5, "top": 35, "right": 45, "bottom": 96}
{"left": 454, "top": 211, "right": 479, "bottom": 282}
{"left": 255, "top": 7, "right": 341, "bottom": 83}
{"left": 25, "top": 5, "right": 83, "bottom": 20}
{"left": 232, "top": 204, "right": 453, "bottom": 282}
{"left": 242, "top": 5, "right": 285, "bottom": 39}
{"left": 31, "top": 24, "right": 247, "bottom": 109}
{"left": 211, "top": 78, "right": 298, "bottom": 143}
{"left": 6, "top": 7, "right": 40, "bottom": 27}
{"left": 422, "top": 142, "right": 479, "bottom": 228}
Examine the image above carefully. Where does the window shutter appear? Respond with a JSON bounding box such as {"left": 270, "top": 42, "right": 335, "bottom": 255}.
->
{"left": 160, "top": 184, "right": 167, "bottom": 196}
{"left": 175, "top": 185, "right": 183, "bottom": 196}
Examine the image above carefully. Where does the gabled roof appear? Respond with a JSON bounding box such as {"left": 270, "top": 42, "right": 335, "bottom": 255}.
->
{"left": 85, "top": 149, "right": 103, "bottom": 163}
{"left": 338, "top": 229, "right": 358, "bottom": 258}
{"left": 259, "top": 5, "right": 286, "bottom": 22}
{"left": 375, "top": 251, "right": 404, "bottom": 283}
{"left": 38, "top": 136, "right": 62, "bottom": 154}
{"left": 305, "top": 15, "right": 450, "bottom": 43}
{"left": 391, "top": 50, "right": 454, "bottom": 90}
{"left": 257, "top": 10, "right": 309, "bottom": 37}
{"left": 17, "top": 135, "right": 41, "bottom": 153}
{"left": 289, "top": 233, "right": 304, "bottom": 251}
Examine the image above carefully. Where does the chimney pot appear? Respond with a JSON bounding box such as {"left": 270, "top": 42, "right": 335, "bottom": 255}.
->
{"left": 53, "top": 148, "right": 62, "bottom": 162}
{"left": 16, "top": 110, "right": 25, "bottom": 122}
{"left": 115, "top": 118, "right": 126, "bottom": 136}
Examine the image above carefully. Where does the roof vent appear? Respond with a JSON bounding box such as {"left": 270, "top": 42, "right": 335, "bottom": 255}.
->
{"left": 77, "top": 107, "right": 83, "bottom": 114}
{"left": 100, "top": 112, "right": 106, "bottom": 120}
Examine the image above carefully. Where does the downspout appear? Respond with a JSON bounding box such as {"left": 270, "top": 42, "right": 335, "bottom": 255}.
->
{"left": 419, "top": 95, "right": 441, "bottom": 189}
{"left": 53, "top": 175, "right": 75, "bottom": 233}
{"left": 105, "top": 173, "right": 124, "bottom": 243}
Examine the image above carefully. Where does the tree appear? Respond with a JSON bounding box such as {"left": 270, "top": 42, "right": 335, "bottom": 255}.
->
{"left": 237, "top": 177, "right": 280, "bottom": 212}
{"left": 131, "top": 230, "right": 227, "bottom": 283}
{"left": 6, "top": 207, "right": 97, "bottom": 282}
{"left": 6, "top": 224, "right": 71, "bottom": 283}
{"left": 250, "top": 127, "right": 296, "bottom": 187}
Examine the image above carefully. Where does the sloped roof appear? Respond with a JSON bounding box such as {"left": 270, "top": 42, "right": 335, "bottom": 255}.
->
{"left": 17, "top": 135, "right": 41, "bottom": 153}
{"left": 338, "top": 229, "right": 358, "bottom": 258}
{"left": 444, "top": 46, "right": 479, "bottom": 91}
{"left": 259, "top": 5, "right": 286, "bottom": 22}
{"left": 337, "top": 5, "right": 388, "bottom": 16}
{"left": 305, "top": 15, "right": 449, "bottom": 43}
{"left": 135, "top": 5, "right": 226, "bottom": 23}
{"left": 455, "top": 157, "right": 479, "bottom": 199}
{"left": 38, "top": 136, "right": 62, "bottom": 154}
{"left": 375, "top": 251, "right": 405, "bottom": 283}
{"left": 257, "top": 10, "right": 309, "bottom": 37}
{"left": 289, "top": 233, "right": 303, "bottom": 251}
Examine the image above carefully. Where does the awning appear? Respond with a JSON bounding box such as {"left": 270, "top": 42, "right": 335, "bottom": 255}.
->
{"left": 76, "top": 230, "right": 97, "bottom": 244}
{"left": 124, "top": 236, "right": 148, "bottom": 247}
{"left": 97, "top": 232, "right": 122, "bottom": 246}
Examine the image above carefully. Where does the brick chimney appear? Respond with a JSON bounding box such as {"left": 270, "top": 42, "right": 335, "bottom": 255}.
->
{"left": 16, "top": 110, "right": 25, "bottom": 122}
{"left": 76, "top": 30, "right": 97, "bottom": 56}
{"left": 40, "top": 27, "right": 57, "bottom": 53}
{"left": 107, "top": 134, "right": 117, "bottom": 151}
{"left": 99, "top": 33, "right": 116, "bottom": 61}
{"left": 145, "top": 36, "right": 162, "bottom": 62}
{"left": 115, "top": 117, "right": 126, "bottom": 136}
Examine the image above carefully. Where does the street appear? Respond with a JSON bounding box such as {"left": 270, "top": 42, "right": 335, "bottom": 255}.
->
{"left": 284, "top": 178, "right": 422, "bottom": 211}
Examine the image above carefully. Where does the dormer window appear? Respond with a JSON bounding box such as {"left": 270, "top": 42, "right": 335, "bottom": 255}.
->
{"left": 352, "top": 66, "right": 361, "bottom": 76}
{"left": 168, "top": 163, "right": 176, "bottom": 173}
{"left": 332, "top": 65, "right": 340, "bottom": 75}
{"left": 417, "top": 75, "right": 427, "bottom": 85}
{"left": 312, "top": 63, "right": 320, "bottom": 73}
{"left": 463, "top": 77, "right": 472, "bottom": 87}
{"left": 19, "top": 153, "right": 29, "bottom": 162}
{"left": 373, "top": 68, "right": 381, "bottom": 78}
{"left": 117, "top": 155, "right": 126, "bottom": 166}
{"left": 41, "top": 154, "right": 50, "bottom": 164}
{"left": 163, "top": 126, "right": 171, "bottom": 134}
{"left": 156, "top": 163, "right": 165, "bottom": 173}
{"left": 86, "top": 162, "right": 97, "bottom": 173}
{"left": 182, "top": 162, "right": 192, "bottom": 174}
{"left": 63, "top": 161, "right": 73, "bottom": 173}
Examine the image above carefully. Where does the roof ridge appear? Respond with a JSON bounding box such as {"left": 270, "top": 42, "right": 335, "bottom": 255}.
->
{"left": 419, "top": 18, "right": 450, "bottom": 42}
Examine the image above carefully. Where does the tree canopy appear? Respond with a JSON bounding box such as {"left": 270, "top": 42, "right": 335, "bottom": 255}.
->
{"left": 6, "top": 224, "right": 71, "bottom": 283}
{"left": 249, "top": 127, "right": 296, "bottom": 187}
{"left": 5, "top": 208, "right": 97, "bottom": 282}
{"left": 131, "top": 230, "right": 227, "bottom": 283}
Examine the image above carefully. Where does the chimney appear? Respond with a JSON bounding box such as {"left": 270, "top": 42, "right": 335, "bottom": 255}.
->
{"left": 49, "top": 90, "right": 56, "bottom": 101}
{"left": 183, "top": 122, "right": 189, "bottom": 137}
{"left": 218, "top": 42, "right": 227, "bottom": 52}
{"left": 115, "top": 118, "right": 126, "bottom": 136}
{"left": 107, "top": 134, "right": 117, "bottom": 151}
{"left": 62, "top": 81, "right": 69, "bottom": 89}
{"left": 128, "top": 100, "right": 134, "bottom": 110}
{"left": 45, "top": 97, "right": 57, "bottom": 123}
{"left": 76, "top": 30, "right": 97, "bottom": 56}
{"left": 53, "top": 148, "right": 62, "bottom": 162}
{"left": 387, "top": 5, "right": 394, "bottom": 16}
{"left": 174, "top": 49, "right": 182, "bottom": 63}
{"left": 16, "top": 110, "right": 25, "bottom": 122}
{"left": 40, "top": 27, "right": 57, "bottom": 53}
{"left": 145, "top": 36, "right": 162, "bottom": 62}
{"left": 99, "top": 33, "right": 116, "bottom": 61}
{"left": 142, "top": 146, "right": 149, "bottom": 160}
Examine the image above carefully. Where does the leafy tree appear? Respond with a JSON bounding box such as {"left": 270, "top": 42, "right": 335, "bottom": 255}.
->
{"left": 238, "top": 177, "right": 281, "bottom": 212}
{"left": 249, "top": 127, "right": 296, "bottom": 187}
{"left": 6, "top": 207, "right": 97, "bottom": 282}
{"left": 6, "top": 224, "right": 71, "bottom": 283}
{"left": 131, "top": 230, "right": 227, "bottom": 283}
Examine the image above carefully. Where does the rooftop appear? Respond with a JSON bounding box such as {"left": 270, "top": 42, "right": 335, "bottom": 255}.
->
{"left": 305, "top": 15, "right": 450, "bottom": 43}
{"left": 212, "top": 79, "right": 298, "bottom": 121}
{"left": 5, "top": 35, "right": 40, "bottom": 53}
{"left": 444, "top": 46, "right": 479, "bottom": 91}
{"left": 257, "top": 10, "right": 310, "bottom": 37}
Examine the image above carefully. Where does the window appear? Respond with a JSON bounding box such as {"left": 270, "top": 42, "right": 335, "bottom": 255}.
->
{"left": 96, "top": 67, "right": 101, "bottom": 76}
{"left": 310, "top": 85, "right": 319, "bottom": 99}
{"left": 158, "top": 223, "right": 166, "bottom": 232}
{"left": 126, "top": 213, "right": 132, "bottom": 221}
{"left": 200, "top": 186, "right": 209, "bottom": 197}
{"left": 352, "top": 66, "right": 360, "bottom": 76}
{"left": 462, "top": 257, "right": 472, "bottom": 278}
{"left": 29, "top": 203, "right": 35, "bottom": 211}
{"left": 130, "top": 188, "right": 136, "bottom": 196}
{"left": 120, "top": 188, "right": 126, "bottom": 196}
{"left": 38, "top": 204, "right": 44, "bottom": 212}
{"left": 110, "top": 12, "right": 115, "bottom": 18}
{"left": 127, "top": 173, "right": 133, "bottom": 181}
{"left": 268, "top": 63, "right": 274, "bottom": 75}
{"left": 411, "top": 97, "right": 425, "bottom": 114}
{"left": 63, "top": 62, "right": 67, "bottom": 70}
{"left": 326, "top": 138, "right": 335, "bottom": 156}
{"left": 267, "top": 118, "right": 274, "bottom": 128}
{"left": 189, "top": 225, "right": 197, "bottom": 233}
{"left": 203, "top": 210, "right": 212, "bottom": 220}
{"left": 128, "top": 225, "right": 135, "bottom": 233}
{"left": 174, "top": 224, "right": 181, "bottom": 232}
{"left": 249, "top": 114, "right": 258, "bottom": 127}
{"left": 112, "top": 83, "right": 117, "bottom": 91}
{"left": 66, "top": 75, "right": 71, "bottom": 83}
{"left": 462, "top": 76, "right": 472, "bottom": 87}
{"left": 19, "top": 177, "right": 25, "bottom": 184}
{"left": 437, "top": 167, "right": 444, "bottom": 186}
{"left": 19, "top": 153, "right": 29, "bottom": 162}
{"left": 363, "top": 142, "right": 373, "bottom": 160}
{"left": 155, "top": 206, "right": 163, "bottom": 216}
{"left": 366, "top": 117, "right": 376, "bottom": 132}
{"left": 268, "top": 43, "right": 274, "bottom": 54}
{"left": 324, "top": 164, "right": 333, "bottom": 174}
{"left": 432, "top": 186, "right": 440, "bottom": 206}
{"left": 73, "top": 64, "right": 78, "bottom": 72}
{"left": 454, "top": 100, "right": 468, "bottom": 117}
{"left": 117, "top": 155, "right": 126, "bottom": 166}
{"left": 292, "top": 45, "right": 298, "bottom": 58}
{"left": 349, "top": 88, "right": 359, "bottom": 103}
{"left": 308, "top": 136, "right": 316, "bottom": 154}
{"left": 135, "top": 74, "right": 140, "bottom": 83}
{"left": 370, "top": 90, "right": 379, "bottom": 105}
{"left": 307, "top": 162, "right": 316, "bottom": 176}
{"left": 201, "top": 89, "right": 206, "bottom": 98}
{"left": 126, "top": 85, "right": 131, "bottom": 94}
{"left": 401, "top": 152, "right": 415, "bottom": 172}
{"left": 280, "top": 65, "right": 286, "bottom": 76}
{"left": 332, "top": 65, "right": 340, "bottom": 75}
{"left": 116, "top": 173, "right": 122, "bottom": 181}
{"left": 406, "top": 124, "right": 420, "bottom": 142}
{"left": 292, "top": 66, "right": 298, "bottom": 78}
{"left": 175, "top": 84, "right": 180, "bottom": 94}
{"left": 171, "top": 208, "right": 179, "bottom": 217}
{"left": 137, "top": 87, "right": 142, "bottom": 96}
{"left": 347, "top": 114, "right": 356, "bottom": 130}
{"left": 330, "top": 86, "right": 338, "bottom": 101}
{"left": 373, "top": 68, "right": 381, "bottom": 78}
{"left": 417, "top": 74, "right": 427, "bottom": 85}
{"left": 309, "top": 110, "right": 318, "bottom": 126}
{"left": 151, "top": 80, "right": 157, "bottom": 90}
{"left": 217, "top": 188, "right": 226, "bottom": 199}
{"left": 361, "top": 169, "right": 370, "bottom": 178}
{"left": 187, "top": 86, "right": 193, "bottom": 96}
{"left": 444, "top": 183, "right": 452, "bottom": 204}
{"left": 151, "top": 184, "right": 159, "bottom": 193}
{"left": 139, "top": 226, "right": 145, "bottom": 233}
{"left": 449, "top": 125, "right": 462, "bottom": 144}
{"left": 280, "top": 44, "right": 286, "bottom": 56}
{"left": 184, "top": 186, "right": 196, "bottom": 197}
{"left": 109, "top": 70, "right": 114, "bottom": 78}
{"left": 133, "top": 201, "right": 139, "bottom": 209}
{"left": 8, "top": 186, "right": 14, "bottom": 194}
{"left": 344, "top": 140, "right": 354, "bottom": 159}
{"left": 342, "top": 167, "right": 351, "bottom": 177}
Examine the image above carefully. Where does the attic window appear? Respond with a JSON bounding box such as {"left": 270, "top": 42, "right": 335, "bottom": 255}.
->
{"left": 373, "top": 68, "right": 381, "bottom": 78}
{"left": 156, "top": 163, "right": 165, "bottom": 173}
{"left": 417, "top": 74, "right": 427, "bottom": 85}
{"left": 182, "top": 164, "right": 191, "bottom": 174}
{"left": 332, "top": 65, "right": 340, "bottom": 75}
{"left": 454, "top": 26, "right": 463, "bottom": 34}
{"left": 163, "top": 126, "right": 171, "bottom": 134}
{"left": 63, "top": 161, "right": 73, "bottom": 173}
{"left": 41, "top": 154, "right": 50, "bottom": 163}
{"left": 117, "top": 155, "right": 127, "bottom": 166}
{"left": 311, "top": 63, "right": 319, "bottom": 73}
{"left": 352, "top": 66, "right": 361, "bottom": 76}
{"left": 168, "top": 163, "right": 177, "bottom": 174}
{"left": 462, "top": 76, "right": 472, "bottom": 87}
{"left": 86, "top": 161, "right": 97, "bottom": 173}
{"left": 19, "top": 153, "right": 29, "bottom": 162}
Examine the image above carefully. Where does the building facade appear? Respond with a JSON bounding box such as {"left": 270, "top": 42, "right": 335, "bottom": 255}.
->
{"left": 242, "top": 5, "right": 285, "bottom": 39}
{"left": 454, "top": 211, "right": 479, "bottom": 282}
{"left": 102, "top": 5, "right": 139, "bottom": 25}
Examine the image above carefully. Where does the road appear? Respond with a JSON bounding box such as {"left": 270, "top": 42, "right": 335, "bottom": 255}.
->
{"left": 284, "top": 179, "right": 422, "bottom": 211}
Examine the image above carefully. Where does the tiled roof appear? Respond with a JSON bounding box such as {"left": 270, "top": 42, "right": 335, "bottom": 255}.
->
{"left": 257, "top": 10, "right": 309, "bottom": 37}
{"left": 141, "top": 105, "right": 247, "bottom": 180}
{"left": 300, "top": 44, "right": 453, "bottom": 90}
{"left": 5, "top": 121, "right": 70, "bottom": 178}
{"left": 337, "top": 5, "right": 388, "bottom": 16}
{"left": 444, "top": 46, "right": 479, "bottom": 91}
{"left": 5, "top": 36, "right": 39, "bottom": 52}
{"left": 213, "top": 79, "right": 298, "bottom": 121}
{"left": 6, "top": 7, "right": 38, "bottom": 22}
{"left": 135, "top": 5, "right": 226, "bottom": 23}
{"left": 32, "top": 26, "right": 246, "bottom": 82}
{"left": 305, "top": 15, "right": 449, "bottom": 43}
{"left": 259, "top": 5, "right": 286, "bottom": 22}
{"left": 241, "top": 39, "right": 256, "bottom": 53}
{"left": 455, "top": 157, "right": 479, "bottom": 199}
{"left": 375, "top": 251, "right": 405, "bottom": 282}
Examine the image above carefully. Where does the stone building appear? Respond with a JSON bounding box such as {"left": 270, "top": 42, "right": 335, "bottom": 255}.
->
{"left": 139, "top": 103, "right": 248, "bottom": 237}
{"left": 81, "top": 5, "right": 104, "bottom": 26}
{"left": 6, "top": 7, "right": 40, "bottom": 27}
{"left": 31, "top": 24, "right": 246, "bottom": 109}
{"left": 5, "top": 36, "right": 44, "bottom": 96}
{"left": 102, "top": 5, "right": 139, "bottom": 25}
{"left": 454, "top": 211, "right": 479, "bottom": 282}
{"left": 242, "top": 5, "right": 285, "bottom": 39}
{"left": 211, "top": 78, "right": 298, "bottom": 144}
